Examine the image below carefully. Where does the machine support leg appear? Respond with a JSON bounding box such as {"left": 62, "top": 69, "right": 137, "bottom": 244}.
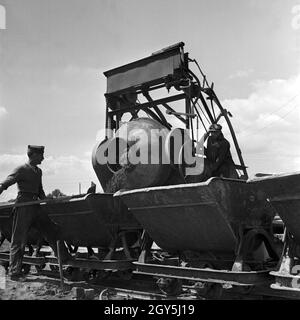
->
{"left": 120, "top": 232, "right": 132, "bottom": 260}
{"left": 278, "top": 230, "right": 294, "bottom": 275}
{"left": 232, "top": 228, "right": 280, "bottom": 272}
{"left": 104, "top": 236, "right": 119, "bottom": 260}
{"left": 0, "top": 234, "right": 5, "bottom": 248}
{"left": 232, "top": 226, "right": 244, "bottom": 272}
{"left": 56, "top": 240, "right": 65, "bottom": 290}
{"left": 138, "top": 231, "right": 153, "bottom": 263}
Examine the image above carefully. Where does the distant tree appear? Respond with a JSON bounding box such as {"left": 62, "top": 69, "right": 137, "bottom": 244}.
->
{"left": 46, "top": 189, "right": 66, "bottom": 199}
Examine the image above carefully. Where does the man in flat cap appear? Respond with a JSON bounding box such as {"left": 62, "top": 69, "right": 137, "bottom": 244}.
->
{"left": 0, "top": 145, "right": 72, "bottom": 280}
{"left": 203, "top": 124, "right": 238, "bottom": 180}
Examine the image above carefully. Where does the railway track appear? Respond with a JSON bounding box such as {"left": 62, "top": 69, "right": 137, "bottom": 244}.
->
{"left": 1, "top": 248, "right": 300, "bottom": 300}
{"left": 8, "top": 264, "right": 296, "bottom": 300}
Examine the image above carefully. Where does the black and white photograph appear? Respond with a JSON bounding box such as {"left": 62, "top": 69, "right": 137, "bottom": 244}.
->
{"left": 0, "top": 0, "right": 300, "bottom": 304}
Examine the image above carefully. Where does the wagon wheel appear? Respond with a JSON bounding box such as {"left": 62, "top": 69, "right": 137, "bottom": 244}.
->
{"left": 50, "top": 264, "right": 59, "bottom": 272}
{"left": 64, "top": 266, "right": 82, "bottom": 281}
{"left": 83, "top": 269, "right": 97, "bottom": 283}
{"left": 34, "top": 252, "right": 47, "bottom": 273}
{"left": 65, "top": 266, "right": 74, "bottom": 275}
{"left": 194, "top": 281, "right": 211, "bottom": 298}
{"left": 99, "top": 288, "right": 116, "bottom": 300}
{"left": 21, "top": 264, "right": 31, "bottom": 275}
{"left": 156, "top": 277, "right": 182, "bottom": 296}
{"left": 35, "top": 263, "right": 46, "bottom": 273}
{"left": 63, "top": 266, "right": 74, "bottom": 280}
{"left": 195, "top": 282, "right": 223, "bottom": 299}
{"left": 99, "top": 288, "right": 109, "bottom": 300}
{"left": 83, "top": 269, "right": 109, "bottom": 284}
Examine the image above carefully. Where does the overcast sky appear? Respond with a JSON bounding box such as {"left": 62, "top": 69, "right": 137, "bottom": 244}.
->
{"left": 0, "top": 0, "right": 300, "bottom": 201}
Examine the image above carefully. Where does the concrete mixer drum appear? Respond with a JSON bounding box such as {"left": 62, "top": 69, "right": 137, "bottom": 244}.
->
{"left": 93, "top": 118, "right": 173, "bottom": 192}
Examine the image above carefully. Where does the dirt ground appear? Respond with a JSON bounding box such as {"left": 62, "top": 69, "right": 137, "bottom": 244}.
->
{"left": 0, "top": 274, "right": 74, "bottom": 300}
{"left": 0, "top": 240, "right": 103, "bottom": 300}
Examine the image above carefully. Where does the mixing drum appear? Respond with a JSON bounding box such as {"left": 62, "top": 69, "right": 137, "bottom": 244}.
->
{"left": 92, "top": 118, "right": 174, "bottom": 192}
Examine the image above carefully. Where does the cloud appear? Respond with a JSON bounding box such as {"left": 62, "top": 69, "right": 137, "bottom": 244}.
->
{"left": 84, "top": 151, "right": 92, "bottom": 158}
{"left": 0, "top": 154, "right": 27, "bottom": 172}
{"left": 255, "top": 113, "right": 290, "bottom": 127}
{"left": 42, "top": 155, "right": 99, "bottom": 194}
{"left": 222, "top": 72, "right": 300, "bottom": 176}
{"left": 228, "top": 69, "right": 254, "bottom": 79}
{"left": 0, "top": 106, "right": 7, "bottom": 118}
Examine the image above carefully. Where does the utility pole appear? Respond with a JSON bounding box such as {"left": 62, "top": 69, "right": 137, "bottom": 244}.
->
{"left": 79, "top": 183, "right": 81, "bottom": 194}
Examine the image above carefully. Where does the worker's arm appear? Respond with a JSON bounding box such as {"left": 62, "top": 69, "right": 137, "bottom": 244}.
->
{"left": 0, "top": 166, "right": 22, "bottom": 195}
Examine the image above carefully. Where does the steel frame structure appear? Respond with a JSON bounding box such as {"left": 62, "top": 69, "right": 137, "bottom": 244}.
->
{"left": 103, "top": 42, "right": 248, "bottom": 178}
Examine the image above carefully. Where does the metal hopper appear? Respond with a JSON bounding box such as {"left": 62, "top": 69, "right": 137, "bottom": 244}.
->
{"left": 0, "top": 193, "right": 140, "bottom": 249}
{"left": 248, "top": 172, "right": 300, "bottom": 245}
{"left": 117, "top": 177, "right": 276, "bottom": 260}
{"left": 248, "top": 172, "right": 300, "bottom": 291}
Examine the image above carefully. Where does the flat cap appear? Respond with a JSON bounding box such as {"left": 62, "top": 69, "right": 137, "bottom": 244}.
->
{"left": 27, "top": 145, "right": 45, "bottom": 154}
{"left": 209, "top": 124, "right": 222, "bottom": 132}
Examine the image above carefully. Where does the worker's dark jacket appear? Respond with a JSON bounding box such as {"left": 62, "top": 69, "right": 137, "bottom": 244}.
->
{"left": 0, "top": 163, "right": 65, "bottom": 275}
{"left": 0, "top": 163, "right": 46, "bottom": 201}
{"left": 205, "top": 134, "right": 238, "bottom": 178}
